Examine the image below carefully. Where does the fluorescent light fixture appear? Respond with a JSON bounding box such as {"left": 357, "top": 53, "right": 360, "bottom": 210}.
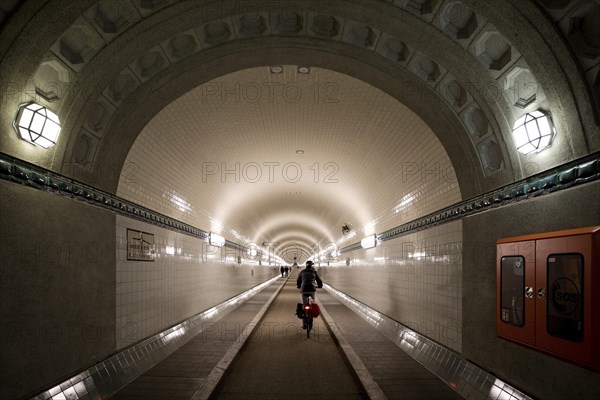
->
{"left": 13, "top": 102, "right": 61, "bottom": 148}
{"left": 512, "top": 110, "right": 555, "bottom": 155}
{"left": 209, "top": 232, "right": 225, "bottom": 247}
{"left": 361, "top": 234, "right": 377, "bottom": 249}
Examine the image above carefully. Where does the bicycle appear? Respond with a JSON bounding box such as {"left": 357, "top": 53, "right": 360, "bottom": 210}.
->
{"left": 302, "top": 295, "right": 314, "bottom": 338}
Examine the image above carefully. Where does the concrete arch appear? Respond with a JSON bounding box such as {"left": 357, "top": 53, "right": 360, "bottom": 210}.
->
{"left": 1, "top": 0, "right": 596, "bottom": 199}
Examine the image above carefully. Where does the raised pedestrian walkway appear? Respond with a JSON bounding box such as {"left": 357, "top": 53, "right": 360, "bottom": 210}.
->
{"left": 110, "top": 270, "right": 463, "bottom": 399}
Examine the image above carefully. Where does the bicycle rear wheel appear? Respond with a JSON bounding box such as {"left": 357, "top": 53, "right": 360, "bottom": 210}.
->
{"left": 306, "top": 315, "right": 313, "bottom": 338}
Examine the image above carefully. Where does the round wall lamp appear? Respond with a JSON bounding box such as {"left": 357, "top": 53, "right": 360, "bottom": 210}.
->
{"left": 511, "top": 110, "right": 555, "bottom": 155}
{"left": 13, "top": 102, "right": 61, "bottom": 149}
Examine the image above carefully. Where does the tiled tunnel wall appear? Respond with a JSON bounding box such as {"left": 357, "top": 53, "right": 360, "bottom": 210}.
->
{"left": 116, "top": 215, "right": 277, "bottom": 349}
{"left": 324, "top": 181, "right": 600, "bottom": 400}
{"left": 322, "top": 221, "right": 463, "bottom": 352}
{"left": 1, "top": 154, "right": 599, "bottom": 400}
{"left": 0, "top": 181, "right": 116, "bottom": 400}
{"left": 461, "top": 181, "right": 600, "bottom": 400}
{"left": 0, "top": 180, "right": 278, "bottom": 400}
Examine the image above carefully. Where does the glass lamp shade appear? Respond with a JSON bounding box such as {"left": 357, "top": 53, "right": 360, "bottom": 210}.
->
{"left": 13, "top": 103, "right": 61, "bottom": 148}
{"left": 512, "top": 111, "right": 555, "bottom": 155}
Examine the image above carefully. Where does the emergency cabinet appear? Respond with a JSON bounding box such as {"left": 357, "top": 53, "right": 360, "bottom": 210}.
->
{"left": 496, "top": 226, "right": 600, "bottom": 371}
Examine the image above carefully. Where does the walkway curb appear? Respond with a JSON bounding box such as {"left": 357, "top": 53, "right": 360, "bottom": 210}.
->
{"left": 190, "top": 277, "right": 287, "bottom": 400}
{"left": 319, "top": 301, "right": 388, "bottom": 400}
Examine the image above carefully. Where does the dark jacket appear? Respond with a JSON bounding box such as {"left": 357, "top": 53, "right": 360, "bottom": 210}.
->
{"left": 296, "top": 266, "right": 323, "bottom": 292}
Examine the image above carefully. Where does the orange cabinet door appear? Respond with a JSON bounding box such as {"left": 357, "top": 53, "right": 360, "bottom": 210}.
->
{"left": 496, "top": 241, "right": 536, "bottom": 346}
{"left": 535, "top": 235, "right": 592, "bottom": 365}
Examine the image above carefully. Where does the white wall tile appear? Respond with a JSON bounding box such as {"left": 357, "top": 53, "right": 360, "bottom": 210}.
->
{"left": 115, "top": 215, "right": 278, "bottom": 349}
{"left": 321, "top": 221, "right": 462, "bottom": 351}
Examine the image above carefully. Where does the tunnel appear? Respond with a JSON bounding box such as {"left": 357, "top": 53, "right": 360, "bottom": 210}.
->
{"left": 1, "top": 0, "right": 599, "bottom": 399}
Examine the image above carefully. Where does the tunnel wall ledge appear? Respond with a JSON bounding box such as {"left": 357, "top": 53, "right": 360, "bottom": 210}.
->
{"left": 324, "top": 283, "right": 533, "bottom": 400}
{"left": 23, "top": 276, "right": 280, "bottom": 400}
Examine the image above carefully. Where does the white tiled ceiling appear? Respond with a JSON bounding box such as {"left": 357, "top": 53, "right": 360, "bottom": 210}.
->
{"left": 117, "top": 66, "right": 461, "bottom": 262}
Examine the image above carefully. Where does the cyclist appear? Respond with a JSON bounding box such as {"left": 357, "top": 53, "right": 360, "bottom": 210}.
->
{"left": 296, "top": 260, "right": 323, "bottom": 305}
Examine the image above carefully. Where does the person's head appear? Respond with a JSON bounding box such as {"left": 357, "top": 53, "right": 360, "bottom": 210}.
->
{"left": 305, "top": 260, "right": 314, "bottom": 269}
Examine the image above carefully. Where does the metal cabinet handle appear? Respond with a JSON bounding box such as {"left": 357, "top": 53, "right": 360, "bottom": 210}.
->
{"left": 537, "top": 288, "right": 546, "bottom": 299}
{"left": 525, "top": 287, "right": 533, "bottom": 298}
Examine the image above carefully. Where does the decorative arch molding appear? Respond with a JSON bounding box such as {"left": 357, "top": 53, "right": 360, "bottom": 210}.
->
{"left": 57, "top": 0, "right": 506, "bottom": 198}
{"left": 91, "top": 42, "right": 485, "bottom": 197}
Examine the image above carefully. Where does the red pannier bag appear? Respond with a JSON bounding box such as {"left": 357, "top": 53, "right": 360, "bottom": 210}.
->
{"left": 310, "top": 302, "right": 320, "bottom": 318}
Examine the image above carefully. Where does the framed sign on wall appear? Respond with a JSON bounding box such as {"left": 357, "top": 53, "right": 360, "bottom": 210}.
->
{"left": 127, "top": 228, "right": 155, "bottom": 261}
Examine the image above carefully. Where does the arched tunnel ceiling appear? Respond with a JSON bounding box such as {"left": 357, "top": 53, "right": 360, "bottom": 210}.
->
{"left": 0, "top": 0, "right": 598, "bottom": 262}
{"left": 116, "top": 66, "right": 461, "bottom": 262}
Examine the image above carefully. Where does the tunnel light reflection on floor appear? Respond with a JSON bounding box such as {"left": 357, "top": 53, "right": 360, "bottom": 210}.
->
{"left": 28, "top": 276, "right": 279, "bottom": 400}
{"left": 324, "top": 284, "right": 532, "bottom": 400}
